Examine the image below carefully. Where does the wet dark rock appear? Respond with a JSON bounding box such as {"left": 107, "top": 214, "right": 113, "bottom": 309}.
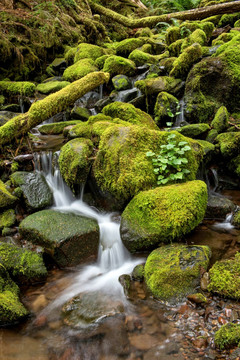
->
{"left": 10, "top": 171, "right": 53, "bottom": 212}
{"left": 132, "top": 264, "right": 145, "bottom": 281}
{"left": 119, "top": 274, "right": 131, "bottom": 298}
{"left": 70, "top": 106, "right": 91, "bottom": 121}
{"left": 19, "top": 210, "right": 99, "bottom": 267}
{"left": 0, "top": 111, "right": 20, "bottom": 126}
{"left": 114, "top": 88, "right": 140, "bottom": 103}
{"left": 206, "top": 194, "right": 235, "bottom": 219}
{"left": 14, "top": 154, "right": 34, "bottom": 163}
{"left": 94, "top": 95, "right": 114, "bottom": 113}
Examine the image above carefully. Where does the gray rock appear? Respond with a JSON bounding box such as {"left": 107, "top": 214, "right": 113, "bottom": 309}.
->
{"left": 206, "top": 194, "right": 235, "bottom": 219}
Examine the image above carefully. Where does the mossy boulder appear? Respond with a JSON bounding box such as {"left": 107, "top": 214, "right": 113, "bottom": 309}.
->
{"left": 181, "top": 29, "right": 207, "bottom": 50}
{"left": 92, "top": 128, "right": 203, "bottom": 210}
{"left": 63, "top": 59, "right": 98, "bottom": 82}
{"left": 0, "top": 180, "right": 17, "bottom": 209}
{"left": 0, "top": 81, "right": 36, "bottom": 96}
{"left": 0, "top": 265, "right": 29, "bottom": 326}
{"left": 70, "top": 106, "right": 91, "bottom": 121}
{"left": 165, "top": 26, "right": 181, "bottom": 46}
{"left": 74, "top": 43, "right": 110, "bottom": 63}
{"left": 144, "top": 244, "right": 211, "bottom": 303}
{"left": 36, "top": 80, "right": 70, "bottom": 94}
{"left": 121, "top": 181, "right": 207, "bottom": 252}
{"left": 215, "top": 323, "right": 240, "bottom": 350}
{"left": 102, "top": 102, "right": 157, "bottom": 129}
{"left": 19, "top": 210, "right": 99, "bottom": 267}
{"left": 128, "top": 49, "right": 159, "bottom": 67}
{"left": 115, "top": 37, "right": 146, "bottom": 57}
{"left": 112, "top": 75, "right": 131, "bottom": 91}
{"left": 38, "top": 120, "right": 82, "bottom": 135}
{"left": 135, "top": 76, "right": 184, "bottom": 96}
{"left": 177, "top": 123, "right": 210, "bottom": 139}
{"left": 0, "top": 242, "right": 47, "bottom": 283}
{"left": 10, "top": 171, "right": 53, "bottom": 211}
{"left": 208, "top": 252, "right": 240, "bottom": 299}
{"left": 216, "top": 132, "right": 240, "bottom": 158}
{"left": 59, "top": 138, "right": 94, "bottom": 189}
{"left": 168, "top": 39, "right": 184, "bottom": 57}
{"left": 170, "top": 43, "right": 203, "bottom": 80}
{"left": 102, "top": 55, "right": 136, "bottom": 77}
{"left": 211, "top": 106, "right": 229, "bottom": 133}
{"left": 154, "top": 91, "right": 179, "bottom": 127}
{"left": 197, "top": 140, "right": 215, "bottom": 163}
{"left": 0, "top": 209, "right": 16, "bottom": 233}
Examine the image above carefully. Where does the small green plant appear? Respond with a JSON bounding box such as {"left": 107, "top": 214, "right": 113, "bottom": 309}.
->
{"left": 166, "top": 101, "right": 181, "bottom": 127}
{"left": 146, "top": 134, "right": 191, "bottom": 185}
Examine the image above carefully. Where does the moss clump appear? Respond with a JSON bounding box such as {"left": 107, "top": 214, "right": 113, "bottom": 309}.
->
{"left": 208, "top": 252, "right": 240, "bottom": 299}
{"left": 211, "top": 106, "right": 229, "bottom": 133}
{"left": 132, "top": 264, "right": 145, "bottom": 281}
{"left": 38, "top": 120, "right": 82, "bottom": 135}
{"left": 154, "top": 91, "right": 179, "bottom": 127}
{"left": 128, "top": 49, "right": 159, "bottom": 67}
{"left": 135, "top": 76, "right": 183, "bottom": 96}
{"left": 177, "top": 123, "right": 210, "bottom": 139}
{"left": 63, "top": 58, "right": 98, "bottom": 82}
{"left": 181, "top": 29, "right": 207, "bottom": 50}
{"left": 135, "top": 27, "right": 152, "bottom": 38}
{"left": 0, "top": 180, "right": 17, "bottom": 209}
{"left": 74, "top": 43, "right": 111, "bottom": 63}
{"left": 0, "top": 209, "right": 15, "bottom": 230}
{"left": 165, "top": 26, "right": 181, "bottom": 46}
{"left": 112, "top": 75, "right": 131, "bottom": 91}
{"left": 65, "top": 46, "right": 77, "bottom": 65}
{"left": 216, "top": 132, "right": 240, "bottom": 158}
{"left": 218, "top": 13, "right": 240, "bottom": 28}
{"left": 170, "top": 43, "right": 203, "bottom": 80}
{"left": 0, "top": 81, "right": 36, "bottom": 96}
{"left": 168, "top": 39, "right": 184, "bottom": 57}
{"left": 212, "top": 32, "right": 235, "bottom": 46}
{"left": 102, "top": 55, "right": 136, "bottom": 77}
{"left": 0, "top": 242, "right": 47, "bottom": 283}
{"left": 215, "top": 323, "right": 240, "bottom": 350}
{"left": 121, "top": 181, "right": 208, "bottom": 252}
{"left": 144, "top": 244, "right": 211, "bottom": 303}
{"left": 0, "top": 95, "right": 5, "bottom": 106}
{"left": 59, "top": 138, "right": 93, "bottom": 188}
{"left": 102, "top": 102, "right": 158, "bottom": 129}
{"left": 36, "top": 80, "right": 70, "bottom": 94}
{"left": 115, "top": 37, "right": 146, "bottom": 57}
{"left": 94, "top": 55, "right": 111, "bottom": 69}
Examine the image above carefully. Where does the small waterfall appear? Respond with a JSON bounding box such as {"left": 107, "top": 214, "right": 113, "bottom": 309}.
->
{"left": 174, "top": 99, "right": 186, "bottom": 128}
{"left": 213, "top": 212, "right": 234, "bottom": 230}
{"left": 206, "top": 167, "right": 219, "bottom": 194}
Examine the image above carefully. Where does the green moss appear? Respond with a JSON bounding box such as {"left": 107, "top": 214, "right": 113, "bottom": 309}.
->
{"left": 65, "top": 46, "right": 77, "bottom": 65}
{"left": 218, "top": 13, "right": 240, "bottom": 28}
{"left": 197, "top": 139, "right": 215, "bottom": 158}
{"left": 212, "top": 33, "right": 235, "bottom": 46}
{"left": 165, "top": 26, "right": 181, "bottom": 46}
{"left": 168, "top": 39, "right": 184, "bottom": 57}
{"left": 233, "top": 211, "right": 240, "bottom": 228}
{"left": 74, "top": 43, "right": 110, "bottom": 63}
{"left": 102, "top": 102, "right": 158, "bottom": 129}
{"left": 102, "top": 55, "right": 136, "bottom": 77}
{"left": 208, "top": 252, "right": 240, "bottom": 299}
{"left": 121, "top": 181, "right": 207, "bottom": 251}
{"left": 170, "top": 43, "right": 203, "bottom": 80}
{"left": 94, "top": 55, "right": 111, "bottom": 69}
{"left": 38, "top": 120, "right": 82, "bottom": 135}
{"left": 159, "top": 57, "right": 176, "bottom": 74}
{"left": 135, "top": 76, "right": 183, "bottom": 96}
{"left": 0, "top": 180, "right": 17, "bottom": 209}
{"left": 216, "top": 132, "right": 240, "bottom": 158}
{"left": 135, "top": 27, "right": 153, "bottom": 38}
{"left": 181, "top": 29, "right": 207, "bottom": 50}
{"left": 177, "top": 123, "right": 210, "bottom": 139}
{"left": 0, "top": 81, "right": 36, "bottom": 96}
{"left": 215, "top": 323, "right": 240, "bottom": 350}
{"left": 154, "top": 91, "right": 179, "bottom": 127}
{"left": 112, "top": 75, "right": 131, "bottom": 91}
{"left": 144, "top": 244, "right": 210, "bottom": 302}
{"left": 63, "top": 58, "right": 98, "bottom": 82}
{"left": 132, "top": 264, "right": 144, "bottom": 281}
{"left": 59, "top": 138, "right": 93, "bottom": 188}
{"left": 0, "top": 209, "right": 15, "bottom": 230}
{"left": 211, "top": 106, "right": 229, "bottom": 133}
{"left": 115, "top": 37, "right": 146, "bottom": 57}
{"left": 0, "top": 95, "right": 5, "bottom": 106}
{"left": 36, "top": 80, "right": 70, "bottom": 94}
{"left": 128, "top": 49, "right": 161, "bottom": 67}
{"left": 0, "top": 242, "right": 47, "bottom": 282}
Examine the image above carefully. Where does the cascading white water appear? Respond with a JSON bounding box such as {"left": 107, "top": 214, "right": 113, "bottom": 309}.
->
{"left": 34, "top": 152, "right": 141, "bottom": 310}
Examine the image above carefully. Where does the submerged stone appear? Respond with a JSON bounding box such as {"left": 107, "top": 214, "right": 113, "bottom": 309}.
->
{"left": 144, "top": 244, "right": 211, "bottom": 303}
{"left": 10, "top": 171, "right": 53, "bottom": 211}
{"left": 19, "top": 210, "right": 99, "bottom": 267}
{"left": 121, "top": 180, "right": 207, "bottom": 252}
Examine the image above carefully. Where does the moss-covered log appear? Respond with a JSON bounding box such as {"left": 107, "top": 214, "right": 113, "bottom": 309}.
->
{"left": 89, "top": 0, "right": 240, "bottom": 27}
{"left": 0, "top": 71, "right": 110, "bottom": 146}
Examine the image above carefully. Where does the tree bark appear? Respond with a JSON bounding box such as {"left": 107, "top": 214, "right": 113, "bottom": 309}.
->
{"left": 0, "top": 72, "right": 110, "bottom": 146}
{"left": 89, "top": 0, "right": 240, "bottom": 27}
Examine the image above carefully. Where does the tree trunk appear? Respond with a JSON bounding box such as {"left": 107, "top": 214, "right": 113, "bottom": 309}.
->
{"left": 0, "top": 72, "right": 110, "bottom": 146}
{"left": 89, "top": 0, "right": 240, "bottom": 27}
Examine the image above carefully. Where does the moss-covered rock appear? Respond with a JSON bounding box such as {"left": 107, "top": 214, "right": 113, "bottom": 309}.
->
{"left": 46, "top": 58, "right": 67, "bottom": 76}
{"left": 10, "top": 171, "right": 53, "bottom": 211}
{"left": 0, "top": 81, "right": 36, "bottom": 96}
{"left": 154, "top": 91, "right": 179, "bottom": 127}
{"left": 59, "top": 138, "right": 93, "bottom": 189}
{"left": 208, "top": 252, "right": 240, "bottom": 299}
{"left": 128, "top": 49, "right": 160, "bottom": 67}
{"left": 0, "top": 209, "right": 15, "bottom": 231}
{"left": 115, "top": 37, "right": 146, "bottom": 57}
{"left": 206, "top": 129, "right": 219, "bottom": 143}
{"left": 0, "top": 265, "right": 29, "bottom": 325}
{"left": 74, "top": 43, "right": 110, "bottom": 63}
{"left": 102, "top": 55, "right": 136, "bottom": 77}
{"left": 0, "top": 242, "right": 47, "bottom": 283}
{"left": 181, "top": 29, "right": 207, "bottom": 50}
{"left": 135, "top": 76, "right": 184, "bottom": 96}
{"left": 102, "top": 102, "right": 157, "bottom": 129}
{"left": 36, "top": 80, "right": 70, "bottom": 94}
{"left": 144, "top": 244, "right": 211, "bottom": 303}
{"left": 121, "top": 181, "right": 207, "bottom": 252}
{"left": 93, "top": 127, "right": 203, "bottom": 210}
{"left": 212, "top": 32, "right": 235, "bottom": 47}
{"left": 165, "top": 26, "right": 181, "bottom": 46}
{"left": 170, "top": 43, "right": 203, "bottom": 80}
{"left": 197, "top": 140, "right": 215, "bottom": 163}
{"left": 211, "top": 106, "right": 229, "bottom": 133}
{"left": 215, "top": 323, "right": 240, "bottom": 350}
{"left": 233, "top": 210, "right": 240, "bottom": 228}
{"left": 132, "top": 264, "right": 145, "bottom": 281}
{"left": 70, "top": 106, "right": 91, "bottom": 121}
{"left": 168, "top": 39, "right": 184, "bottom": 57}
{"left": 112, "top": 75, "right": 131, "bottom": 91}
{"left": 19, "top": 210, "right": 99, "bottom": 267}
{"left": 216, "top": 132, "right": 240, "bottom": 158}
{"left": 177, "top": 123, "right": 210, "bottom": 139}
{"left": 63, "top": 58, "right": 98, "bottom": 82}
{"left": 0, "top": 180, "right": 17, "bottom": 209}
{"left": 38, "top": 120, "right": 82, "bottom": 135}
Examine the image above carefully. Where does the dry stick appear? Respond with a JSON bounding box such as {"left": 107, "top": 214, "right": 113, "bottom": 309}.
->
{"left": 89, "top": 0, "right": 240, "bottom": 27}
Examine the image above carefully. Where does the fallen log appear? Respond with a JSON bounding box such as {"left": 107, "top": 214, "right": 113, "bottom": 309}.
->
{"left": 0, "top": 71, "right": 110, "bottom": 146}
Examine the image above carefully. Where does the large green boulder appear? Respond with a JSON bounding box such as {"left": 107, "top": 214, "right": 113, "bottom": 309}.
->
{"left": 92, "top": 127, "right": 203, "bottom": 210}
{"left": 63, "top": 58, "right": 98, "bottom": 82}
{"left": 135, "top": 76, "right": 184, "bottom": 96}
{"left": 216, "top": 132, "right": 240, "bottom": 158}
{"left": 0, "top": 242, "right": 47, "bottom": 283}
{"left": 144, "top": 244, "right": 211, "bottom": 303}
{"left": 208, "top": 252, "right": 240, "bottom": 299}
{"left": 19, "top": 210, "right": 99, "bottom": 267}
{"left": 74, "top": 43, "right": 111, "bottom": 63}
{"left": 210, "top": 106, "right": 229, "bottom": 133}
{"left": 102, "top": 55, "right": 136, "bottom": 77}
{"left": 121, "top": 180, "right": 207, "bottom": 252}
{"left": 10, "top": 171, "right": 53, "bottom": 211}
{"left": 59, "top": 138, "right": 94, "bottom": 189}
{"left": 115, "top": 37, "right": 146, "bottom": 57}
{"left": 0, "top": 265, "right": 29, "bottom": 325}
{"left": 0, "top": 180, "right": 17, "bottom": 209}
{"left": 177, "top": 123, "right": 210, "bottom": 139}
{"left": 36, "top": 80, "right": 70, "bottom": 94}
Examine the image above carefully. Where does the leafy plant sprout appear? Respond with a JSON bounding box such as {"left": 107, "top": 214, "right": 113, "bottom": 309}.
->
{"left": 166, "top": 101, "right": 181, "bottom": 127}
{"left": 146, "top": 133, "right": 191, "bottom": 185}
